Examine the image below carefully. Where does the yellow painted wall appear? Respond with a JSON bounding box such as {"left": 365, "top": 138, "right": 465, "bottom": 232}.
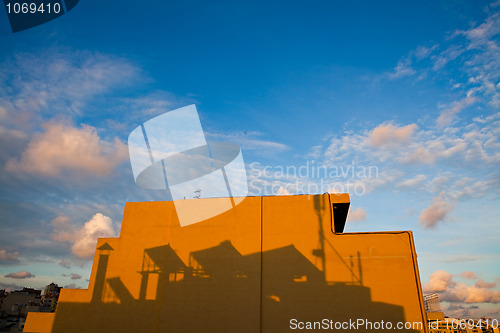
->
{"left": 24, "top": 194, "right": 427, "bottom": 333}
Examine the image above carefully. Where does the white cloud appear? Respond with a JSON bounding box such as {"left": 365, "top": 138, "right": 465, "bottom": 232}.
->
{"left": 122, "top": 91, "right": 196, "bottom": 119}
{"left": 5, "top": 270, "right": 35, "bottom": 279}
{"left": 419, "top": 193, "right": 453, "bottom": 229}
{"left": 414, "top": 45, "right": 438, "bottom": 59}
{"left": 342, "top": 170, "right": 404, "bottom": 195}
{"left": 461, "top": 12, "right": 500, "bottom": 48}
{"left": 206, "top": 131, "right": 289, "bottom": 153}
{"left": 426, "top": 173, "right": 453, "bottom": 192}
{"left": 397, "top": 119, "right": 498, "bottom": 167}
{"left": 276, "top": 187, "right": 290, "bottom": 195}
{"left": 6, "top": 121, "right": 128, "bottom": 178}
{"left": 473, "top": 111, "right": 500, "bottom": 124}
{"left": 386, "top": 10, "right": 500, "bottom": 126}
{"left": 448, "top": 177, "right": 500, "bottom": 201}
{"left": 388, "top": 58, "right": 416, "bottom": 79}
{"left": 439, "top": 236, "right": 462, "bottom": 248}
{"left": 399, "top": 138, "right": 468, "bottom": 165}
{"left": 400, "top": 146, "right": 436, "bottom": 164}
{"left": 432, "top": 45, "right": 465, "bottom": 71}
{"left": 449, "top": 12, "right": 500, "bottom": 112}
{"left": 347, "top": 207, "right": 366, "bottom": 222}
{"left": 0, "top": 51, "right": 139, "bottom": 118}
{"left": 438, "top": 254, "right": 500, "bottom": 263}
{"left": 298, "top": 110, "right": 498, "bottom": 234}
{"left": 397, "top": 174, "right": 427, "bottom": 188}
{"left": 71, "top": 213, "right": 116, "bottom": 259}
{"left": 437, "top": 94, "right": 478, "bottom": 127}
{"left": 51, "top": 213, "right": 117, "bottom": 259}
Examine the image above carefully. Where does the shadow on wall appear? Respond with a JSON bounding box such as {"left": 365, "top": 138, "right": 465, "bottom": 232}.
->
{"left": 51, "top": 240, "right": 420, "bottom": 333}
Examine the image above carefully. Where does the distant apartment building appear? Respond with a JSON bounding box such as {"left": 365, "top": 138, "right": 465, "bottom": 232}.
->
{"left": 0, "top": 284, "right": 61, "bottom": 332}
{"left": 0, "top": 288, "right": 41, "bottom": 332}
{"left": 1, "top": 289, "right": 41, "bottom": 315}
{"left": 43, "top": 283, "right": 61, "bottom": 297}
{"left": 41, "top": 282, "right": 62, "bottom": 312}
{"left": 424, "top": 293, "right": 441, "bottom": 312}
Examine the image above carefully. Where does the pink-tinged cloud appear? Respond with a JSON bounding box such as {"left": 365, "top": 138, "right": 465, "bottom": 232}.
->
{"left": 64, "top": 283, "right": 80, "bottom": 289}
{"left": 460, "top": 271, "right": 478, "bottom": 280}
{"left": 419, "top": 193, "right": 453, "bottom": 229}
{"left": 475, "top": 279, "right": 496, "bottom": 289}
{"left": 59, "top": 259, "right": 71, "bottom": 269}
{"left": 462, "top": 286, "right": 500, "bottom": 303}
{"left": 425, "top": 270, "right": 500, "bottom": 304}
{"left": 424, "top": 270, "right": 454, "bottom": 292}
{"left": 70, "top": 273, "right": 82, "bottom": 280}
{"left": 402, "top": 147, "right": 436, "bottom": 164}
{"left": 5, "top": 270, "right": 35, "bottom": 279}
{"left": 0, "top": 249, "right": 19, "bottom": 263}
{"left": 367, "top": 123, "right": 418, "bottom": 147}
{"left": 51, "top": 214, "right": 77, "bottom": 243}
{"left": 347, "top": 207, "right": 366, "bottom": 222}
{"left": 6, "top": 121, "right": 128, "bottom": 178}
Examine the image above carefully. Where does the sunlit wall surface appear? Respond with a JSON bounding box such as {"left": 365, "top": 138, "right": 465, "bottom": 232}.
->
{"left": 24, "top": 193, "right": 427, "bottom": 333}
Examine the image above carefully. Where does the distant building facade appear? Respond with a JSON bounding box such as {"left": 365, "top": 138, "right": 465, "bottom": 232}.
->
{"left": 424, "top": 293, "right": 441, "bottom": 312}
{"left": 41, "top": 283, "right": 62, "bottom": 312}
{"left": 0, "top": 288, "right": 41, "bottom": 332}
{"left": 0, "top": 283, "right": 62, "bottom": 332}
{"left": 43, "top": 283, "right": 61, "bottom": 297}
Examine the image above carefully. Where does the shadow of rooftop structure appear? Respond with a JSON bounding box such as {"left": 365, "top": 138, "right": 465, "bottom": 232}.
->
{"left": 25, "top": 194, "right": 427, "bottom": 333}
{"left": 51, "top": 240, "right": 421, "bottom": 333}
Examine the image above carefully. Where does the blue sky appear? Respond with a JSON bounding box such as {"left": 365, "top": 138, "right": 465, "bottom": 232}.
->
{"left": 1, "top": 0, "right": 499, "bottom": 319}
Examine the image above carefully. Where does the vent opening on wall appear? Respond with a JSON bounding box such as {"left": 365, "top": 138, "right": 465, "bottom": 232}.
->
{"left": 332, "top": 203, "right": 350, "bottom": 233}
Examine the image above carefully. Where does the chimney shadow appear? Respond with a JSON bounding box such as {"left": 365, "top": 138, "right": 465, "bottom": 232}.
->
{"left": 52, "top": 240, "right": 421, "bottom": 333}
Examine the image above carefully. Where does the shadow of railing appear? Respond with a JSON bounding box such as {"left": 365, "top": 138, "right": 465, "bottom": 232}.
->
{"left": 52, "top": 240, "right": 421, "bottom": 333}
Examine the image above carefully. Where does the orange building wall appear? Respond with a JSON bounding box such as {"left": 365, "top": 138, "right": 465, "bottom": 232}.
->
{"left": 24, "top": 194, "right": 427, "bottom": 333}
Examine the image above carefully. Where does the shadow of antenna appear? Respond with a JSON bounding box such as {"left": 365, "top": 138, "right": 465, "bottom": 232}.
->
{"left": 312, "top": 195, "right": 327, "bottom": 281}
